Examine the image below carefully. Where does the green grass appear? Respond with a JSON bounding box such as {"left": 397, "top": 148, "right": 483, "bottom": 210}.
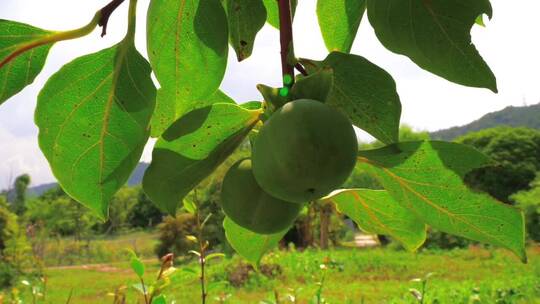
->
{"left": 36, "top": 231, "right": 158, "bottom": 266}
{"left": 12, "top": 245, "right": 540, "bottom": 303}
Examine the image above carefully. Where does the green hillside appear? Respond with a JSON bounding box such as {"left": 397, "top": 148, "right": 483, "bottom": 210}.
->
{"left": 431, "top": 103, "right": 540, "bottom": 140}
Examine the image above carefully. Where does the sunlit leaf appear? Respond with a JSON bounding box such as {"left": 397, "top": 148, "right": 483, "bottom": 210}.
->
{"left": 300, "top": 52, "right": 401, "bottom": 144}
{"left": 206, "top": 253, "right": 225, "bottom": 262}
{"left": 0, "top": 20, "right": 53, "bottom": 105}
{"left": 317, "top": 0, "right": 366, "bottom": 53}
{"left": 143, "top": 103, "right": 260, "bottom": 214}
{"left": 224, "top": 217, "right": 286, "bottom": 267}
{"left": 36, "top": 42, "right": 156, "bottom": 219}
{"left": 147, "top": 0, "right": 229, "bottom": 137}
{"left": 367, "top": 0, "right": 497, "bottom": 92}
{"left": 226, "top": 0, "right": 267, "bottom": 61}
{"left": 475, "top": 15, "right": 486, "bottom": 27}
{"left": 357, "top": 141, "right": 526, "bottom": 261}
{"left": 262, "top": 0, "right": 297, "bottom": 29}
{"left": 130, "top": 257, "right": 145, "bottom": 278}
{"left": 323, "top": 189, "right": 426, "bottom": 251}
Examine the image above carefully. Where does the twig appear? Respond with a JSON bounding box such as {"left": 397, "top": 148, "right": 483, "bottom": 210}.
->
{"left": 278, "top": 0, "right": 295, "bottom": 86}
{"left": 295, "top": 63, "right": 308, "bottom": 76}
{"left": 98, "top": 0, "right": 127, "bottom": 37}
{"left": 196, "top": 205, "right": 208, "bottom": 304}
{"left": 139, "top": 277, "right": 149, "bottom": 304}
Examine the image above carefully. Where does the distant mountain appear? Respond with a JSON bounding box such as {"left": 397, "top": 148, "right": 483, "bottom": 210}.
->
{"left": 24, "top": 162, "right": 150, "bottom": 198}
{"left": 27, "top": 183, "right": 57, "bottom": 198}
{"left": 430, "top": 103, "right": 540, "bottom": 141}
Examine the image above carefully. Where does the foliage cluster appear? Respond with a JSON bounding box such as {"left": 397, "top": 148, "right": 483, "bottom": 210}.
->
{"left": 457, "top": 126, "right": 540, "bottom": 203}
{"left": 512, "top": 174, "right": 540, "bottom": 242}
{"left": 0, "top": 0, "right": 533, "bottom": 271}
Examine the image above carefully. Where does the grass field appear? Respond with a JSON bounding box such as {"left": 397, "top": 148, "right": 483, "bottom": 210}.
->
{"left": 12, "top": 243, "right": 540, "bottom": 303}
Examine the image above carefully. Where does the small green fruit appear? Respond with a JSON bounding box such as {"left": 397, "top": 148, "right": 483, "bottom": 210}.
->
{"left": 252, "top": 99, "right": 357, "bottom": 203}
{"left": 221, "top": 158, "right": 303, "bottom": 234}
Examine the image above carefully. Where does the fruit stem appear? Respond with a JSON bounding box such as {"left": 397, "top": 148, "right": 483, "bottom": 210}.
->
{"left": 278, "top": 0, "right": 295, "bottom": 87}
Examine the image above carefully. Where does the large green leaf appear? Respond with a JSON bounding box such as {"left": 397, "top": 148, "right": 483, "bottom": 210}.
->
{"left": 317, "top": 0, "right": 366, "bottom": 53}
{"left": 226, "top": 0, "right": 267, "bottom": 61}
{"left": 367, "top": 0, "right": 497, "bottom": 92}
{"left": 143, "top": 103, "right": 260, "bottom": 214}
{"left": 224, "top": 217, "right": 287, "bottom": 267}
{"left": 262, "top": 0, "right": 297, "bottom": 29}
{"left": 0, "top": 20, "right": 53, "bottom": 105}
{"left": 150, "top": 89, "right": 235, "bottom": 137}
{"left": 323, "top": 189, "right": 426, "bottom": 251}
{"left": 300, "top": 52, "right": 401, "bottom": 144}
{"left": 147, "top": 0, "right": 229, "bottom": 137}
{"left": 357, "top": 141, "right": 526, "bottom": 261}
{"left": 36, "top": 43, "right": 156, "bottom": 219}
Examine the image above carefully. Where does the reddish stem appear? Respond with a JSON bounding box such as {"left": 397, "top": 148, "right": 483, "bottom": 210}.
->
{"left": 278, "top": 0, "right": 295, "bottom": 86}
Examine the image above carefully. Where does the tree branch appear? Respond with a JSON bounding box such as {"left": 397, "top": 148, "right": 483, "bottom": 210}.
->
{"left": 278, "top": 0, "right": 295, "bottom": 86}
{"left": 98, "top": 0, "right": 126, "bottom": 37}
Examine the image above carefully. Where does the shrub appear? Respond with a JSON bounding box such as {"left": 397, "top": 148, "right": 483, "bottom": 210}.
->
{"left": 154, "top": 214, "right": 198, "bottom": 258}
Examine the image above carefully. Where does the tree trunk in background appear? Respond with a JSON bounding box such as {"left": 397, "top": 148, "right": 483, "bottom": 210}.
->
{"left": 320, "top": 204, "right": 331, "bottom": 249}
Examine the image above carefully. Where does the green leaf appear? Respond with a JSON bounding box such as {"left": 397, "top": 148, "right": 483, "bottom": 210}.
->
{"left": 224, "top": 217, "right": 286, "bottom": 267}
{"left": 152, "top": 295, "right": 166, "bottom": 304}
{"left": 475, "top": 15, "right": 486, "bottom": 27}
{"left": 300, "top": 52, "right": 401, "bottom": 144}
{"left": 257, "top": 84, "right": 289, "bottom": 109}
{"left": 182, "top": 198, "right": 197, "bottom": 214}
{"left": 36, "top": 42, "right": 156, "bottom": 219}
{"left": 367, "top": 0, "right": 497, "bottom": 92}
{"left": 357, "top": 141, "right": 526, "bottom": 261}
{"left": 262, "top": 0, "right": 297, "bottom": 29}
{"left": 317, "top": 0, "right": 366, "bottom": 53}
{"left": 150, "top": 89, "right": 235, "bottom": 138}
{"left": 323, "top": 189, "right": 426, "bottom": 251}
{"left": 147, "top": 0, "right": 229, "bottom": 137}
{"left": 143, "top": 103, "right": 260, "bottom": 214}
{"left": 242, "top": 101, "right": 263, "bottom": 110}
{"left": 226, "top": 0, "right": 267, "bottom": 61}
{"left": 205, "top": 253, "right": 225, "bottom": 262}
{"left": 130, "top": 257, "right": 145, "bottom": 278}
{"left": 290, "top": 67, "right": 333, "bottom": 102}
{"left": 0, "top": 20, "right": 53, "bottom": 105}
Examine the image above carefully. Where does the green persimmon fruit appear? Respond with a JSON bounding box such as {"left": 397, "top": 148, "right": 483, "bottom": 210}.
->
{"left": 221, "top": 158, "right": 303, "bottom": 234}
{"left": 252, "top": 99, "right": 357, "bottom": 203}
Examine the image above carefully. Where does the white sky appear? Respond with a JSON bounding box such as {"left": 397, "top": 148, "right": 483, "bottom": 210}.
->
{"left": 0, "top": 0, "right": 539, "bottom": 187}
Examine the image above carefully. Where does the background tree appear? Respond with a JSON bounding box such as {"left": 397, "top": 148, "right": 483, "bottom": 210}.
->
{"left": 127, "top": 187, "right": 164, "bottom": 229}
{"left": 512, "top": 174, "right": 540, "bottom": 242}
{"left": 26, "top": 187, "right": 98, "bottom": 239}
{"left": 11, "top": 174, "right": 30, "bottom": 215}
{"left": 457, "top": 127, "right": 540, "bottom": 203}
{"left": 99, "top": 187, "right": 139, "bottom": 234}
